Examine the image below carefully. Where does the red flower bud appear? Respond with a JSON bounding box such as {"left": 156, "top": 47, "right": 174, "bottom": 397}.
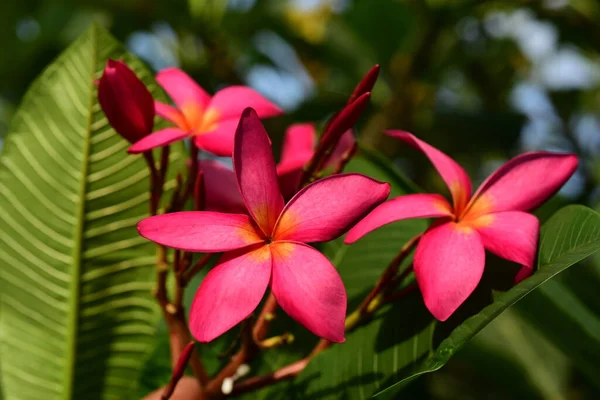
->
{"left": 98, "top": 59, "right": 155, "bottom": 143}
{"left": 348, "top": 64, "right": 380, "bottom": 105}
{"left": 321, "top": 92, "right": 371, "bottom": 150}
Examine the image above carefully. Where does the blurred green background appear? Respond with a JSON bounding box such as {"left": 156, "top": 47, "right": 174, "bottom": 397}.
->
{"left": 1, "top": 0, "right": 599, "bottom": 399}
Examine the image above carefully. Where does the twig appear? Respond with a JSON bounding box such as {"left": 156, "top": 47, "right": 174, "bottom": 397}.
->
{"left": 356, "top": 234, "right": 421, "bottom": 317}
{"left": 230, "top": 358, "right": 309, "bottom": 396}
{"left": 182, "top": 253, "right": 213, "bottom": 284}
{"left": 252, "top": 292, "right": 278, "bottom": 344}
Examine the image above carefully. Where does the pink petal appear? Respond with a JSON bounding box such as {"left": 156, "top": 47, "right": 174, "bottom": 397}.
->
{"left": 344, "top": 193, "right": 454, "bottom": 244}
{"left": 189, "top": 246, "right": 271, "bottom": 342}
{"left": 127, "top": 127, "right": 190, "bottom": 154}
{"left": 466, "top": 152, "right": 578, "bottom": 216}
{"left": 208, "top": 86, "right": 282, "bottom": 122}
{"left": 325, "top": 130, "right": 355, "bottom": 168}
{"left": 280, "top": 123, "right": 316, "bottom": 165}
{"left": 193, "top": 119, "right": 239, "bottom": 156}
{"left": 155, "top": 101, "right": 188, "bottom": 129}
{"left": 137, "top": 211, "right": 264, "bottom": 252}
{"left": 415, "top": 222, "right": 485, "bottom": 321}
{"left": 156, "top": 68, "right": 211, "bottom": 111}
{"left": 470, "top": 211, "right": 539, "bottom": 283}
{"left": 270, "top": 241, "right": 346, "bottom": 342}
{"left": 199, "top": 160, "right": 246, "bottom": 214}
{"left": 386, "top": 130, "right": 472, "bottom": 213}
{"left": 276, "top": 124, "right": 316, "bottom": 200}
{"left": 277, "top": 168, "right": 304, "bottom": 202}
{"left": 274, "top": 173, "right": 390, "bottom": 243}
{"left": 233, "top": 109, "right": 284, "bottom": 235}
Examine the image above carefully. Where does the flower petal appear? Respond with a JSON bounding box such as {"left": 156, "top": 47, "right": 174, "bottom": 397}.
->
{"left": 270, "top": 241, "right": 346, "bottom": 342}
{"left": 200, "top": 160, "right": 246, "bottom": 214}
{"left": 189, "top": 246, "right": 271, "bottom": 342}
{"left": 156, "top": 68, "right": 211, "bottom": 111}
{"left": 466, "top": 152, "right": 578, "bottom": 216}
{"left": 344, "top": 193, "right": 454, "bottom": 244}
{"left": 386, "top": 130, "right": 472, "bottom": 213}
{"left": 274, "top": 173, "right": 390, "bottom": 243}
{"left": 280, "top": 123, "right": 316, "bottom": 166}
{"left": 137, "top": 211, "right": 263, "bottom": 252}
{"left": 193, "top": 119, "right": 239, "bottom": 156}
{"left": 324, "top": 130, "right": 355, "bottom": 168}
{"left": 470, "top": 211, "right": 539, "bottom": 283}
{"left": 127, "top": 128, "right": 190, "bottom": 154}
{"left": 276, "top": 123, "right": 316, "bottom": 200}
{"left": 209, "top": 86, "right": 282, "bottom": 122}
{"left": 415, "top": 222, "right": 485, "bottom": 321}
{"left": 233, "top": 109, "right": 284, "bottom": 235}
{"left": 155, "top": 101, "right": 188, "bottom": 129}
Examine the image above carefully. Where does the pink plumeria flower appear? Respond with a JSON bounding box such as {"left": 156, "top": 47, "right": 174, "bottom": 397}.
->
{"left": 277, "top": 123, "right": 355, "bottom": 199}
{"left": 138, "top": 108, "right": 390, "bottom": 342}
{"left": 345, "top": 131, "right": 578, "bottom": 321}
{"left": 128, "top": 68, "right": 282, "bottom": 155}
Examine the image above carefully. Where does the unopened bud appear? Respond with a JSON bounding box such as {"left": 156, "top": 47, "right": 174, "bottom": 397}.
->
{"left": 161, "top": 341, "right": 195, "bottom": 400}
{"left": 98, "top": 59, "right": 155, "bottom": 144}
{"left": 321, "top": 92, "right": 370, "bottom": 151}
{"left": 348, "top": 64, "right": 380, "bottom": 104}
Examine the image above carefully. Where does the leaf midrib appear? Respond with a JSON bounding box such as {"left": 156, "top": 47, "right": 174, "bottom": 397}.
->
{"left": 64, "top": 25, "right": 97, "bottom": 400}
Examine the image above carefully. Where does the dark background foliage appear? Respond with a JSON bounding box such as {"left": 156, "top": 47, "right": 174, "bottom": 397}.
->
{"left": 1, "top": 1, "right": 599, "bottom": 399}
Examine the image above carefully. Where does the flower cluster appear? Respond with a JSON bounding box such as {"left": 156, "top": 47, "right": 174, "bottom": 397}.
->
{"left": 99, "top": 60, "right": 578, "bottom": 343}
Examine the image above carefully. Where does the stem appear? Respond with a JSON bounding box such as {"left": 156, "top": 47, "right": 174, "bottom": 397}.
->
{"left": 252, "top": 292, "right": 278, "bottom": 344}
{"left": 205, "top": 320, "right": 258, "bottom": 396}
{"left": 172, "top": 145, "right": 199, "bottom": 211}
{"left": 356, "top": 234, "right": 421, "bottom": 317}
{"left": 182, "top": 253, "right": 213, "bottom": 284}
{"left": 145, "top": 144, "right": 210, "bottom": 390}
{"left": 230, "top": 358, "right": 309, "bottom": 396}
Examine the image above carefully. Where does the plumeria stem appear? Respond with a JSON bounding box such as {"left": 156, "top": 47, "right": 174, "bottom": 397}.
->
{"left": 145, "top": 144, "right": 210, "bottom": 390}
{"left": 182, "top": 253, "right": 213, "bottom": 284}
{"left": 252, "top": 292, "right": 278, "bottom": 344}
{"left": 230, "top": 358, "right": 309, "bottom": 396}
{"left": 205, "top": 320, "right": 259, "bottom": 396}
{"left": 356, "top": 234, "right": 421, "bottom": 317}
{"left": 172, "top": 145, "right": 199, "bottom": 211}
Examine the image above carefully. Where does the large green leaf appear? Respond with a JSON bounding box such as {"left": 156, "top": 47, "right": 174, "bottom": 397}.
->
{"left": 0, "top": 25, "right": 184, "bottom": 399}
{"left": 284, "top": 205, "right": 600, "bottom": 399}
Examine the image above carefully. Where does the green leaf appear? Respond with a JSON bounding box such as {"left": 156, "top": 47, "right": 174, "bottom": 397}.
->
{"left": 285, "top": 205, "right": 600, "bottom": 399}
{"left": 0, "top": 25, "right": 184, "bottom": 399}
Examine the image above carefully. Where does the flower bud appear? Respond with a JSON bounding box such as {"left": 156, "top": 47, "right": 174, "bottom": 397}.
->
{"left": 98, "top": 59, "right": 155, "bottom": 143}
{"left": 348, "top": 64, "right": 379, "bottom": 104}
